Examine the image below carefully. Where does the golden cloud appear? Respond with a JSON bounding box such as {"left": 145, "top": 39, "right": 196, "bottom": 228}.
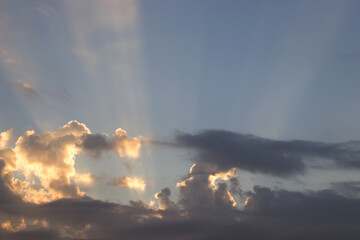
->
{"left": 114, "top": 128, "right": 142, "bottom": 158}
{"left": 110, "top": 176, "right": 146, "bottom": 191}
{"left": 0, "top": 129, "right": 12, "bottom": 148}
{"left": 0, "top": 120, "right": 143, "bottom": 204}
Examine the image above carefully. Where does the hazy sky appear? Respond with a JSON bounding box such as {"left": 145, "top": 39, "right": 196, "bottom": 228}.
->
{"left": 1, "top": 0, "right": 360, "bottom": 239}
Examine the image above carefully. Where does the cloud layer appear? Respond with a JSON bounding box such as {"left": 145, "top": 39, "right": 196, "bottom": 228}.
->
{"left": 1, "top": 124, "right": 360, "bottom": 239}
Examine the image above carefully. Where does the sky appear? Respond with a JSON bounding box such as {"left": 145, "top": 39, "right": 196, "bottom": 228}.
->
{"left": 1, "top": 0, "right": 360, "bottom": 239}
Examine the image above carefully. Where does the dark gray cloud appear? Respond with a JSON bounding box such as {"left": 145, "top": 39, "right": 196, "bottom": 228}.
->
{"left": 174, "top": 130, "right": 360, "bottom": 177}
{"left": 2, "top": 187, "right": 360, "bottom": 240}
{"left": 244, "top": 186, "right": 360, "bottom": 223}
{"left": 0, "top": 229, "right": 61, "bottom": 240}
{"left": 80, "top": 134, "right": 113, "bottom": 157}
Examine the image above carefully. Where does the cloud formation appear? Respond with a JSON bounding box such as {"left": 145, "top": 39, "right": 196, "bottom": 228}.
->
{"left": 1, "top": 124, "right": 360, "bottom": 239}
{"left": 109, "top": 176, "right": 146, "bottom": 191}
{"left": 0, "top": 121, "right": 143, "bottom": 204}
{"left": 1, "top": 154, "right": 360, "bottom": 240}
{"left": 14, "top": 120, "right": 91, "bottom": 202}
{"left": 81, "top": 128, "right": 142, "bottom": 159}
{"left": 154, "top": 188, "right": 178, "bottom": 210}
{"left": 177, "top": 163, "right": 237, "bottom": 213}
{"left": 174, "top": 130, "right": 360, "bottom": 177}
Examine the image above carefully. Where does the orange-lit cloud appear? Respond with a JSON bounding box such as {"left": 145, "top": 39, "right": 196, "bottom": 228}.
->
{"left": 14, "top": 120, "right": 90, "bottom": 202}
{"left": 109, "top": 176, "right": 146, "bottom": 191}
{"left": 114, "top": 128, "right": 141, "bottom": 159}
{"left": 0, "top": 120, "right": 143, "bottom": 204}
{"left": 32, "top": 219, "right": 48, "bottom": 228}
{"left": 0, "top": 129, "right": 12, "bottom": 148}
{"left": 1, "top": 218, "right": 26, "bottom": 232}
{"left": 0, "top": 147, "right": 17, "bottom": 171}
{"left": 209, "top": 168, "right": 237, "bottom": 188}
{"left": 72, "top": 173, "right": 96, "bottom": 186}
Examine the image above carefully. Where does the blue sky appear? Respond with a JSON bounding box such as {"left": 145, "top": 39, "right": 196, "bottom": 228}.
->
{"left": 1, "top": 0, "right": 360, "bottom": 141}
{"left": 1, "top": 1, "right": 360, "bottom": 239}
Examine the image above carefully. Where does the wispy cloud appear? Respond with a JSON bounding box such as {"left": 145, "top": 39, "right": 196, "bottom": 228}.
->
{"left": 26, "top": 6, "right": 54, "bottom": 18}
{"left": 16, "top": 81, "right": 40, "bottom": 99}
{"left": 0, "top": 50, "right": 15, "bottom": 64}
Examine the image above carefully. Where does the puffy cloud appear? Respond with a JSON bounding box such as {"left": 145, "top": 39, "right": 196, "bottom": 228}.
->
{"left": 114, "top": 128, "right": 142, "bottom": 159}
{"left": 109, "top": 176, "right": 146, "bottom": 191}
{"left": 56, "top": 120, "right": 91, "bottom": 137}
{"left": 177, "top": 163, "right": 237, "bottom": 212}
{"left": 154, "top": 188, "right": 178, "bottom": 210}
{"left": 81, "top": 128, "right": 142, "bottom": 159}
{"left": 174, "top": 130, "right": 360, "bottom": 177}
{"left": 14, "top": 121, "right": 90, "bottom": 202}
{"left": 0, "top": 120, "right": 142, "bottom": 204}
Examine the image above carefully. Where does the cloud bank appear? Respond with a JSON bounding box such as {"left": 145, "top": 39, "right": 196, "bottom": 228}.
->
{"left": 1, "top": 125, "right": 360, "bottom": 239}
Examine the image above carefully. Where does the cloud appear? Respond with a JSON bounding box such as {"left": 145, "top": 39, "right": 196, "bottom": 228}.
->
{"left": 0, "top": 152, "right": 360, "bottom": 239}
{"left": 0, "top": 50, "right": 15, "bottom": 63}
{"left": 154, "top": 188, "right": 178, "bottom": 210}
{"left": 1, "top": 218, "right": 26, "bottom": 232}
{"left": 173, "top": 130, "right": 360, "bottom": 177}
{"left": 0, "top": 160, "right": 22, "bottom": 206}
{"left": 14, "top": 120, "right": 91, "bottom": 202}
{"left": 244, "top": 186, "right": 360, "bottom": 224}
{"left": 2, "top": 124, "right": 360, "bottom": 239}
{"left": 0, "top": 129, "right": 13, "bottom": 148}
{"left": 72, "top": 173, "right": 96, "bottom": 186}
{"left": 0, "top": 120, "right": 143, "bottom": 204}
{"left": 109, "top": 176, "right": 146, "bottom": 191}
{"left": 177, "top": 163, "right": 237, "bottom": 212}
{"left": 27, "top": 6, "right": 54, "bottom": 18}
{"left": 81, "top": 129, "right": 142, "bottom": 159}
{"left": 330, "top": 181, "right": 360, "bottom": 198}
{"left": 16, "top": 82, "right": 40, "bottom": 99}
